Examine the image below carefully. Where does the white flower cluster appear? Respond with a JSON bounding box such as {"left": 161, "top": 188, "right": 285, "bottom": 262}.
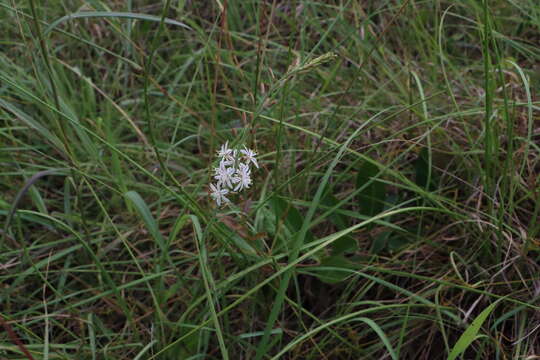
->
{"left": 210, "top": 142, "right": 259, "bottom": 206}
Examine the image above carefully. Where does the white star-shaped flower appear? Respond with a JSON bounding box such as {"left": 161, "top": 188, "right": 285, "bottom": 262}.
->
{"left": 240, "top": 146, "right": 258, "bottom": 168}
{"left": 209, "top": 183, "right": 230, "bottom": 206}
{"left": 234, "top": 162, "right": 252, "bottom": 191}
{"left": 217, "top": 141, "right": 234, "bottom": 162}
{"left": 214, "top": 161, "right": 236, "bottom": 189}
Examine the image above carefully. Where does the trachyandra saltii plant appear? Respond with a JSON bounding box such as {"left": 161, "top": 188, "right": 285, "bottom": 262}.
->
{"left": 210, "top": 142, "right": 259, "bottom": 207}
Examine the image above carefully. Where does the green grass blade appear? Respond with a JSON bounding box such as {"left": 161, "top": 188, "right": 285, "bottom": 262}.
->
{"left": 448, "top": 300, "right": 499, "bottom": 360}
{"left": 124, "top": 190, "right": 166, "bottom": 252}
{"left": 44, "top": 11, "right": 191, "bottom": 36}
{"left": 192, "top": 215, "right": 229, "bottom": 360}
{"left": 356, "top": 317, "right": 398, "bottom": 360}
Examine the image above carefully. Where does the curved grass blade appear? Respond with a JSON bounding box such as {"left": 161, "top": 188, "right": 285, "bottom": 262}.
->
{"left": 133, "top": 341, "right": 157, "bottom": 360}
{"left": 0, "top": 98, "right": 63, "bottom": 151}
{"left": 355, "top": 317, "right": 398, "bottom": 360}
{"left": 124, "top": 190, "right": 166, "bottom": 252}
{"left": 447, "top": 299, "right": 499, "bottom": 360}
{"left": 269, "top": 304, "right": 415, "bottom": 360}
{"left": 44, "top": 11, "right": 191, "bottom": 36}
{"left": 3, "top": 168, "right": 67, "bottom": 243}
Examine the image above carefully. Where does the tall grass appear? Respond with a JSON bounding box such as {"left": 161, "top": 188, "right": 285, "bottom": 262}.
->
{"left": 1, "top": 0, "right": 539, "bottom": 359}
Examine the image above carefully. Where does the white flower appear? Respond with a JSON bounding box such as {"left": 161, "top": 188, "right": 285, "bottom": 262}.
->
{"left": 209, "top": 183, "right": 230, "bottom": 206}
{"left": 240, "top": 146, "right": 258, "bottom": 168}
{"left": 214, "top": 161, "right": 236, "bottom": 189}
{"left": 217, "top": 141, "right": 234, "bottom": 161}
{"left": 210, "top": 142, "right": 260, "bottom": 207}
{"left": 234, "top": 162, "right": 252, "bottom": 191}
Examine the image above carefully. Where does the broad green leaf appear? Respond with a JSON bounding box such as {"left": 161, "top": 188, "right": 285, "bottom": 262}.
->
{"left": 448, "top": 300, "right": 499, "bottom": 360}
{"left": 415, "top": 148, "right": 434, "bottom": 190}
{"left": 269, "top": 196, "right": 314, "bottom": 242}
{"left": 124, "top": 190, "right": 166, "bottom": 252}
{"left": 167, "top": 325, "right": 201, "bottom": 359}
{"left": 387, "top": 236, "right": 410, "bottom": 253}
{"left": 315, "top": 255, "right": 356, "bottom": 284}
{"left": 369, "top": 193, "right": 399, "bottom": 254}
{"left": 356, "top": 161, "right": 386, "bottom": 217}
{"left": 371, "top": 230, "right": 391, "bottom": 254}
{"left": 322, "top": 193, "right": 357, "bottom": 254}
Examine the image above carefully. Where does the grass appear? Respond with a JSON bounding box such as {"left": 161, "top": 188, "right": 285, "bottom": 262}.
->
{"left": 1, "top": 0, "right": 539, "bottom": 359}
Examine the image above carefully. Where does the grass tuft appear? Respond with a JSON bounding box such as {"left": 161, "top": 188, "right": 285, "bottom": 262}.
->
{"left": 1, "top": 1, "right": 539, "bottom": 359}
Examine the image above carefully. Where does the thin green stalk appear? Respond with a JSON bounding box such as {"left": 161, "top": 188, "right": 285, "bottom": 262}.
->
{"left": 27, "top": 0, "right": 72, "bottom": 160}
{"left": 193, "top": 216, "right": 229, "bottom": 360}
